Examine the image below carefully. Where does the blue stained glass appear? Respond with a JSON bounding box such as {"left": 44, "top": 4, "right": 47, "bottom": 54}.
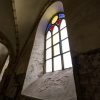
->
{"left": 59, "top": 14, "right": 65, "bottom": 18}
{"left": 47, "top": 24, "right": 51, "bottom": 31}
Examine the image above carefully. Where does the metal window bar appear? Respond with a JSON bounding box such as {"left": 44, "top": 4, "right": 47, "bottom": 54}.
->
{"left": 45, "top": 15, "right": 71, "bottom": 72}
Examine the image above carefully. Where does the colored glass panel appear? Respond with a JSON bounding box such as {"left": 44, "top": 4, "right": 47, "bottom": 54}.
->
{"left": 56, "top": 19, "right": 62, "bottom": 25}
{"left": 52, "top": 15, "right": 58, "bottom": 24}
{"left": 50, "top": 25, "right": 54, "bottom": 31}
{"left": 59, "top": 13, "right": 65, "bottom": 18}
{"left": 47, "top": 24, "right": 51, "bottom": 31}
{"left": 46, "top": 13, "right": 72, "bottom": 73}
{"left": 60, "top": 27, "right": 68, "bottom": 40}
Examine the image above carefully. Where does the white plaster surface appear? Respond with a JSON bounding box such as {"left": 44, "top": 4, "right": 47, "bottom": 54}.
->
{"left": 23, "top": 68, "right": 77, "bottom": 100}
{"left": 22, "top": 1, "right": 64, "bottom": 91}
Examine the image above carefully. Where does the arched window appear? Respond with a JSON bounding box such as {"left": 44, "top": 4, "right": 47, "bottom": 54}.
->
{"left": 45, "top": 13, "right": 72, "bottom": 72}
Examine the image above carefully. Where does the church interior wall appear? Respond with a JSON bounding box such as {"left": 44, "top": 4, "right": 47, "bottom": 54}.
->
{"left": 0, "top": 0, "right": 100, "bottom": 100}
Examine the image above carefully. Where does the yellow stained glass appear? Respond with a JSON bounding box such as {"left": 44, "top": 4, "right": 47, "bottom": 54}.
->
{"left": 52, "top": 15, "right": 58, "bottom": 24}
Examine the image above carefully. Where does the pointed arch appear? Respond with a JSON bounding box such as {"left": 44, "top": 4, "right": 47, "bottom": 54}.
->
{"left": 45, "top": 13, "right": 72, "bottom": 72}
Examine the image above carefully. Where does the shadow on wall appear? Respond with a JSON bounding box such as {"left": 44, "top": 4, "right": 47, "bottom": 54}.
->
{"left": 0, "top": 43, "right": 9, "bottom": 82}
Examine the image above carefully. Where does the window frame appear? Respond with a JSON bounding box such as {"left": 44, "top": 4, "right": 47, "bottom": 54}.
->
{"left": 44, "top": 12, "right": 72, "bottom": 73}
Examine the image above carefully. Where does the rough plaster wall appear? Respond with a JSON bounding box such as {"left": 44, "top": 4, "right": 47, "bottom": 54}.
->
{"left": 15, "top": 28, "right": 37, "bottom": 75}
{"left": 62, "top": 0, "right": 100, "bottom": 99}
{"left": 22, "top": 1, "right": 64, "bottom": 91}
{"left": 0, "top": 0, "right": 16, "bottom": 54}
{"left": 63, "top": 0, "right": 100, "bottom": 55}
{"left": 75, "top": 49, "right": 100, "bottom": 100}
{"left": 22, "top": 26, "right": 44, "bottom": 90}
{"left": 23, "top": 68, "right": 77, "bottom": 100}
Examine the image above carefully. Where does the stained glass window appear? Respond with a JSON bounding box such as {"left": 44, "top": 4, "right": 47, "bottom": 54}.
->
{"left": 45, "top": 13, "right": 72, "bottom": 73}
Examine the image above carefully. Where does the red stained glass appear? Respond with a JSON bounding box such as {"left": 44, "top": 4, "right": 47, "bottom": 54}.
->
{"left": 50, "top": 25, "right": 54, "bottom": 31}
{"left": 56, "top": 19, "right": 62, "bottom": 25}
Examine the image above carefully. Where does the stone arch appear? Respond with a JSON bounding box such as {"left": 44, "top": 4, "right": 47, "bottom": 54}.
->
{"left": 0, "top": 31, "right": 15, "bottom": 59}
{"left": 0, "top": 31, "right": 16, "bottom": 82}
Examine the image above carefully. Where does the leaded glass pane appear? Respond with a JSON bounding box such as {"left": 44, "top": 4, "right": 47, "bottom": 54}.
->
{"left": 62, "top": 39, "right": 70, "bottom": 53}
{"left": 45, "top": 13, "right": 72, "bottom": 72}
{"left": 46, "top": 31, "right": 51, "bottom": 39}
{"left": 52, "top": 15, "right": 58, "bottom": 24}
{"left": 53, "top": 26, "right": 58, "bottom": 35}
{"left": 54, "top": 44, "right": 60, "bottom": 56}
{"left": 59, "top": 13, "right": 65, "bottom": 18}
{"left": 46, "top": 38, "right": 51, "bottom": 49}
{"left": 60, "top": 19, "right": 66, "bottom": 29}
{"left": 54, "top": 56, "right": 62, "bottom": 71}
{"left": 56, "top": 19, "right": 62, "bottom": 25}
{"left": 53, "top": 33, "right": 59, "bottom": 45}
{"left": 50, "top": 25, "right": 54, "bottom": 31}
{"left": 46, "top": 48, "right": 52, "bottom": 59}
{"left": 60, "top": 27, "right": 68, "bottom": 40}
{"left": 63, "top": 52, "right": 72, "bottom": 68}
{"left": 46, "top": 59, "right": 52, "bottom": 72}
{"left": 47, "top": 24, "right": 51, "bottom": 32}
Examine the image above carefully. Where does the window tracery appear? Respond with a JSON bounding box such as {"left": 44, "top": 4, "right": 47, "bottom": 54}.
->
{"left": 45, "top": 13, "right": 72, "bottom": 72}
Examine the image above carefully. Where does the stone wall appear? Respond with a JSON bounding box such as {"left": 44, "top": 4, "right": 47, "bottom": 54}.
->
{"left": 74, "top": 48, "right": 100, "bottom": 100}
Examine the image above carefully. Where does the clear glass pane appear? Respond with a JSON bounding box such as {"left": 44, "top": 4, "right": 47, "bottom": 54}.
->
{"left": 60, "top": 19, "right": 66, "bottom": 29}
{"left": 63, "top": 52, "right": 72, "bottom": 68}
{"left": 53, "top": 33, "right": 59, "bottom": 45}
{"left": 46, "top": 59, "right": 52, "bottom": 72}
{"left": 61, "top": 27, "right": 68, "bottom": 40}
{"left": 62, "top": 39, "right": 70, "bottom": 53}
{"left": 46, "top": 31, "right": 51, "bottom": 39}
{"left": 54, "top": 56, "right": 62, "bottom": 71}
{"left": 54, "top": 44, "right": 60, "bottom": 56}
{"left": 46, "top": 48, "right": 52, "bottom": 59}
{"left": 53, "top": 26, "right": 58, "bottom": 35}
{"left": 46, "top": 38, "right": 51, "bottom": 49}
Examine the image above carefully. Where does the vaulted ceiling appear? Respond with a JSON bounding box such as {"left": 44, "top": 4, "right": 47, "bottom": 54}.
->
{"left": 0, "top": 0, "right": 49, "bottom": 71}
{"left": 0, "top": 0, "right": 49, "bottom": 57}
{"left": 0, "top": 0, "right": 100, "bottom": 67}
{"left": 14, "top": 0, "right": 48, "bottom": 50}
